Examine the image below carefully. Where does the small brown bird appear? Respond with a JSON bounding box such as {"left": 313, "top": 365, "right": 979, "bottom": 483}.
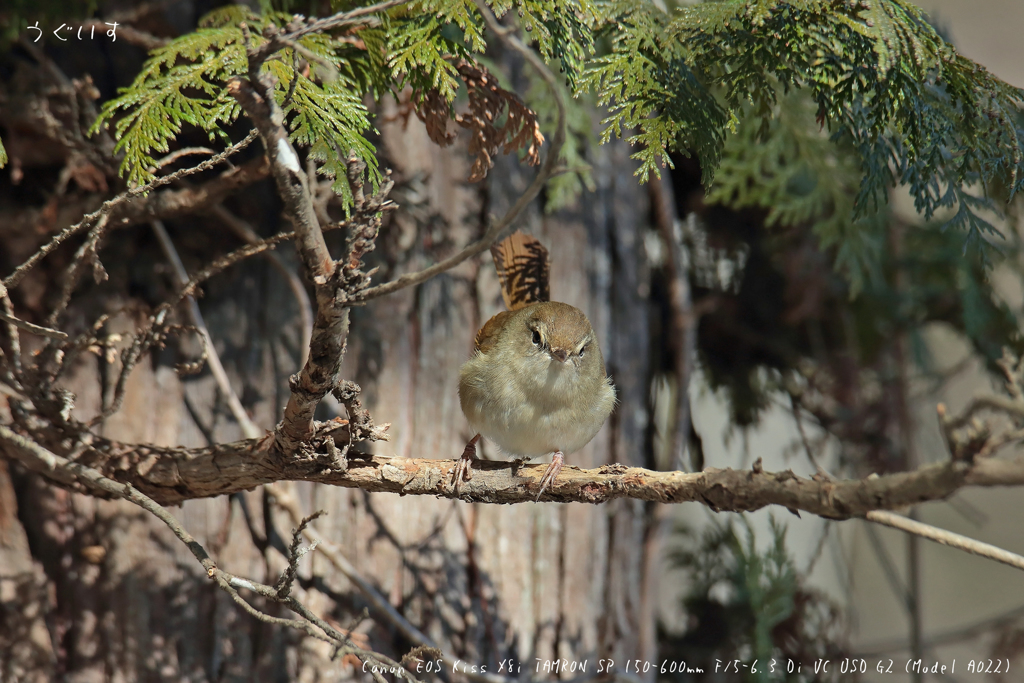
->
{"left": 456, "top": 232, "right": 616, "bottom": 499}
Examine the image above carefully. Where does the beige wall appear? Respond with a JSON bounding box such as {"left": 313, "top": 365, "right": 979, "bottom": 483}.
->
{"left": 917, "top": 0, "right": 1024, "bottom": 87}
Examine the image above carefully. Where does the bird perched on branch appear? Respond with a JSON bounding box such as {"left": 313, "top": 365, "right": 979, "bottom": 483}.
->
{"left": 456, "top": 231, "right": 616, "bottom": 499}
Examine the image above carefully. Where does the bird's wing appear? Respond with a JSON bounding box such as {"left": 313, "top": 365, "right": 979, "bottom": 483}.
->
{"left": 490, "top": 231, "right": 550, "bottom": 310}
{"left": 474, "top": 310, "right": 514, "bottom": 353}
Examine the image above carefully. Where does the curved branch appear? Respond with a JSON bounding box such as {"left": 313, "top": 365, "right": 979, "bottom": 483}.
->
{"left": 358, "top": 2, "right": 567, "bottom": 302}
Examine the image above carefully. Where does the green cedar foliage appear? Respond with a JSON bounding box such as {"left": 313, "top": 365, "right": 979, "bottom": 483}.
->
{"left": 585, "top": 0, "right": 1024, "bottom": 251}
{"left": 82, "top": 0, "right": 593, "bottom": 208}
{"left": 687, "top": 100, "right": 1024, "bottom": 451}
{"left": 4, "top": 0, "right": 1022, "bottom": 249}
{"left": 707, "top": 90, "right": 888, "bottom": 295}
{"left": 89, "top": 6, "right": 380, "bottom": 205}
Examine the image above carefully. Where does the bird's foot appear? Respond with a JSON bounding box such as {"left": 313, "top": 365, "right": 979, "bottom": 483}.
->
{"left": 536, "top": 450, "right": 564, "bottom": 501}
{"left": 452, "top": 434, "right": 481, "bottom": 494}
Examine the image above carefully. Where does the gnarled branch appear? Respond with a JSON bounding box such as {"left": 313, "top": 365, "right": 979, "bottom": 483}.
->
{"left": 5, "top": 425, "right": 1022, "bottom": 517}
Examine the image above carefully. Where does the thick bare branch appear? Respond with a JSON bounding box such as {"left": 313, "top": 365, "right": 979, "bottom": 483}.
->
{"left": 229, "top": 49, "right": 356, "bottom": 453}
{"left": 228, "top": 63, "right": 332, "bottom": 281}
{"left": 10, "top": 428, "right": 1024, "bottom": 517}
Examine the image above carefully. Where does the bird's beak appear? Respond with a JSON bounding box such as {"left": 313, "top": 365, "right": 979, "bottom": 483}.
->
{"left": 551, "top": 348, "right": 568, "bottom": 363}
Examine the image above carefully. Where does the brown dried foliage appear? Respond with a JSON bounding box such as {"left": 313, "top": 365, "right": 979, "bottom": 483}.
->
{"left": 413, "top": 59, "right": 544, "bottom": 182}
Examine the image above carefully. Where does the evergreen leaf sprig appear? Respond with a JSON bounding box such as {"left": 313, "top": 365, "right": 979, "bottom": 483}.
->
{"left": 382, "top": 4, "right": 477, "bottom": 101}
{"left": 708, "top": 90, "right": 887, "bottom": 293}
{"left": 85, "top": 0, "right": 595, "bottom": 204}
{"left": 582, "top": 0, "right": 728, "bottom": 184}
{"left": 584, "top": 0, "right": 1024, "bottom": 248}
{"left": 90, "top": 6, "right": 382, "bottom": 206}
{"left": 492, "top": 0, "right": 595, "bottom": 90}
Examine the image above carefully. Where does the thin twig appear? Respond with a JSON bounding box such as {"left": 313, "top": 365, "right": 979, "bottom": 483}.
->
{"left": 151, "top": 220, "right": 264, "bottom": 440}
{"left": 279, "top": 37, "right": 340, "bottom": 84}
{"left": 790, "top": 393, "right": 829, "bottom": 476}
{"left": 46, "top": 213, "right": 111, "bottom": 327}
{"left": 0, "top": 311, "right": 68, "bottom": 340}
{"left": 274, "top": 509, "right": 325, "bottom": 598}
{"left": 173, "top": 234, "right": 295, "bottom": 305}
{"left": 268, "top": 485, "right": 515, "bottom": 683}
{"left": 944, "top": 393, "right": 1024, "bottom": 430}
{"left": 0, "top": 423, "right": 217, "bottom": 575}
{"left": 0, "top": 424, "right": 420, "bottom": 678}
{"left": 249, "top": 0, "right": 410, "bottom": 67}
{"left": 81, "top": 220, "right": 336, "bottom": 428}
{"left": 150, "top": 146, "right": 217, "bottom": 171}
{"left": 357, "top": 1, "right": 567, "bottom": 302}
{"left": 0, "top": 291, "right": 22, "bottom": 379}
{"left": 2, "top": 130, "right": 259, "bottom": 292}
{"left": 865, "top": 510, "right": 1024, "bottom": 572}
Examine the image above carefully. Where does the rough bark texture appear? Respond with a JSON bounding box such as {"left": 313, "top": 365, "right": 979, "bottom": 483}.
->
{"left": 9, "top": 429, "right": 1017, "bottom": 514}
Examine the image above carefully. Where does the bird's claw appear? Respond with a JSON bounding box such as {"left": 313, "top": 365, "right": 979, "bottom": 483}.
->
{"left": 452, "top": 435, "right": 480, "bottom": 495}
{"left": 535, "top": 451, "right": 564, "bottom": 502}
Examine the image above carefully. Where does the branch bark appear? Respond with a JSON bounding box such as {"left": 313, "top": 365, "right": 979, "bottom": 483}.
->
{"left": 228, "top": 49, "right": 345, "bottom": 452}
{"left": 6, "top": 427, "right": 1023, "bottom": 516}
{"left": 108, "top": 156, "right": 270, "bottom": 227}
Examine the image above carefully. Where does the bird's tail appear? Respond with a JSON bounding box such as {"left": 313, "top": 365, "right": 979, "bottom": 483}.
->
{"left": 490, "top": 230, "right": 550, "bottom": 310}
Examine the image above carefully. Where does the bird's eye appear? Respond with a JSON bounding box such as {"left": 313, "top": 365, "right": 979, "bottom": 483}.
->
{"left": 579, "top": 344, "right": 587, "bottom": 358}
{"left": 532, "top": 329, "right": 542, "bottom": 346}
